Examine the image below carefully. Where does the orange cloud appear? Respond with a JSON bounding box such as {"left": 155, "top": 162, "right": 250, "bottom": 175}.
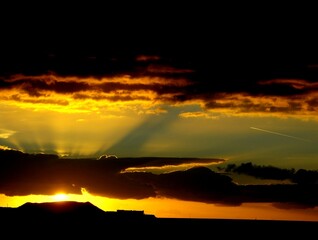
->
{"left": 204, "top": 92, "right": 318, "bottom": 119}
{"left": 259, "top": 79, "right": 318, "bottom": 90}
{"left": 135, "top": 55, "right": 161, "bottom": 62}
{"left": 2, "top": 74, "right": 318, "bottom": 120}
{"left": 179, "top": 111, "right": 219, "bottom": 119}
{"left": 0, "top": 74, "right": 192, "bottom": 113}
{"left": 7, "top": 74, "right": 190, "bottom": 86}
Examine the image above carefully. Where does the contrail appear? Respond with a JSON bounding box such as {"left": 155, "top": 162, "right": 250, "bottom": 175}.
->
{"left": 250, "top": 127, "right": 310, "bottom": 142}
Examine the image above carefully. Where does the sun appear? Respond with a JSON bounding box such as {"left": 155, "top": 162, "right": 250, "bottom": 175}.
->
{"left": 52, "top": 193, "right": 68, "bottom": 202}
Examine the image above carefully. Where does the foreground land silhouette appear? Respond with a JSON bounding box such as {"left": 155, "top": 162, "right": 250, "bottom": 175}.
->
{"left": 0, "top": 201, "right": 317, "bottom": 237}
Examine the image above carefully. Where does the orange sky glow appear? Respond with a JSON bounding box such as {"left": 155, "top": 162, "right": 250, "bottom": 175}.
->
{"left": 1, "top": 190, "right": 317, "bottom": 222}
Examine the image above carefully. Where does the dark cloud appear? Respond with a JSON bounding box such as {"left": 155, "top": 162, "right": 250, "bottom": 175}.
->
{"left": 239, "top": 184, "right": 318, "bottom": 207}
{"left": 0, "top": 150, "right": 155, "bottom": 199}
{"left": 272, "top": 202, "right": 316, "bottom": 210}
{"left": 2, "top": 40, "right": 318, "bottom": 118}
{"left": 136, "top": 55, "right": 161, "bottom": 62}
{"left": 224, "top": 162, "right": 295, "bottom": 180}
{"left": 224, "top": 162, "right": 318, "bottom": 185}
{"left": 127, "top": 168, "right": 318, "bottom": 207}
{"left": 1, "top": 32, "right": 318, "bottom": 93}
{"left": 147, "top": 167, "right": 239, "bottom": 205}
{"left": 2, "top": 76, "right": 90, "bottom": 94}
{"left": 292, "top": 169, "right": 318, "bottom": 185}
{"left": 3, "top": 73, "right": 318, "bottom": 118}
{"left": 8, "top": 94, "right": 69, "bottom": 106}
{"left": 0, "top": 150, "right": 222, "bottom": 199}
{"left": 1, "top": 150, "right": 317, "bottom": 208}
{"left": 1, "top": 12, "right": 318, "bottom": 85}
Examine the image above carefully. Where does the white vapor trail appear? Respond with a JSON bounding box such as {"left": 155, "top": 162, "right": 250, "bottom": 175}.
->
{"left": 250, "top": 127, "right": 311, "bottom": 142}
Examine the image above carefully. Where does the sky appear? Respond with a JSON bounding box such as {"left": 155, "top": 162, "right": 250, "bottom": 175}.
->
{"left": 0, "top": 10, "right": 318, "bottom": 221}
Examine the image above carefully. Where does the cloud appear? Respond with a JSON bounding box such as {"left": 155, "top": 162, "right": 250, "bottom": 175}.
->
{"left": 135, "top": 55, "right": 161, "bottom": 62}
{"left": 2, "top": 61, "right": 318, "bottom": 119}
{"left": 121, "top": 157, "right": 224, "bottom": 173}
{"left": 179, "top": 111, "right": 219, "bottom": 119}
{"left": 0, "top": 74, "right": 193, "bottom": 113}
{"left": 224, "top": 162, "right": 295, "bottom": 180}
{"left": 149, "top": 167, "right": 238, "bottom": 205}
{"left": 127, "top": 167, "right": 318, "bottom": 207}
{"left": 272, "top": 202, "right": 316, "bottom": 209}
{"left": 7, "top": 94, "right": 69, "bottom": 106}
{"left": 259, "top": 79, "right": 318, "bottom": 91}
{"left": 0, "top": 150, "right": 223, "bottom": 199}
{"left": 0, "top": 149, "right": 155, "bottom": 199}
{"left": 238, "top": 184, "right": 318, "bottom": 208}
{"left": 0, "top": 129, "right": 16, "bottom": 139}
{"left": 224, "top": 162, "right": 318, "bottom": 184}
{"left": 119, "top": 157, "right": 224, "bottom": 168}
{"left": 0, "top": 145, "right": 14, "bottom": 150}
{"left": 97, "top": 154, "right": 118, "bottom": 160}
{"left": 201, "top": 91, "right": 318, "bottom": 119}
{"left": 1, "top": 149, "right": 317, "bottom": 208}
{"left": 3, "top": 74, "right": 317, "bottom": 120}
{"left": 292, "top": 169, "right": 318, "bottom": 185}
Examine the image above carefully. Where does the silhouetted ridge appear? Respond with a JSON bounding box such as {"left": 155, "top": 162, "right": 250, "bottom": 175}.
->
{"left": 1, "top": 201, "right": 156, "bottom": 228}
{"left": 18, "top": 201, "right": 103, "bottom": 214}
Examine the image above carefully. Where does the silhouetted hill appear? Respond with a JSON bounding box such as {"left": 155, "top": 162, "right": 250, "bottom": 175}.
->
{"left": 0, "top": 201, "right": 317, "bottom": 237}
{"left": 2, "top": 201, "right": 156, "bottom": 226}
{"left": 18, "top": 201, "right": 103, "bottom": 215}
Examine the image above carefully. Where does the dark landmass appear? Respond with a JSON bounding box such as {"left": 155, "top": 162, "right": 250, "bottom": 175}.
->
{"left": 0, "top": 201, "right": 316, "bottom": 237}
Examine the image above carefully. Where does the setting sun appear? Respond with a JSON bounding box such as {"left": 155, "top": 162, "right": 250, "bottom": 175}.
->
{"left": 52, "top": 193, "right": 68, "bottom": 202}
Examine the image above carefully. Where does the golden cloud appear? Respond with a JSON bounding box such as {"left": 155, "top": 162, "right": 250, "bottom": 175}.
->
{"left": 0, "top": 74, "right": 192, "bottom": 114}
{"left": 0, "top": 129, "right": 16, "bottom": 139}
{"left": 204, "top": 92, "right": 318, "bottom": 120}
{"left": 179, "top": 111, "right": 219, "bottom": 119}
{"left": 2, "top": 74, "right": 318, "bottom": 120}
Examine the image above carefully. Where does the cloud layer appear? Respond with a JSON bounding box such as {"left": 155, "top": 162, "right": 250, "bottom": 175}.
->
{"left": 224, "top": 162, "right": 318, "bottom": 185}
{"left": 1, "top": 43, "right": 318, "bottom": 119}
{"left": 1, "top": 149, "right": 317, "bottom": 208}
{"left": 1, "top": 68, "right": 318, "bottom": 119}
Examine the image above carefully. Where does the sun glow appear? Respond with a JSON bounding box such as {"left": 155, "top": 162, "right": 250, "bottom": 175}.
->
{"left": 1, "top": 189, "right": 318, "bottom": 221}
{"left": 52, "top": 193, "right": 68, "bottom": 202}
{"left": 0, "top": 192, "right": 317, "bottom": 221}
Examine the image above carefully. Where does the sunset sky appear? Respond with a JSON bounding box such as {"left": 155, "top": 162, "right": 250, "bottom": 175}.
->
{"left": 0, "top": 13, "right": 318, "bottom": 221}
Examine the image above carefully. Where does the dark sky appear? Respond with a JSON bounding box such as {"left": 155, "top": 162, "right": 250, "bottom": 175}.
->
{"left": 2, "top": 12, "right": 318, "bottom": 86}
{"left": 2, "top": 6, "right": 318, "bottom": 75}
